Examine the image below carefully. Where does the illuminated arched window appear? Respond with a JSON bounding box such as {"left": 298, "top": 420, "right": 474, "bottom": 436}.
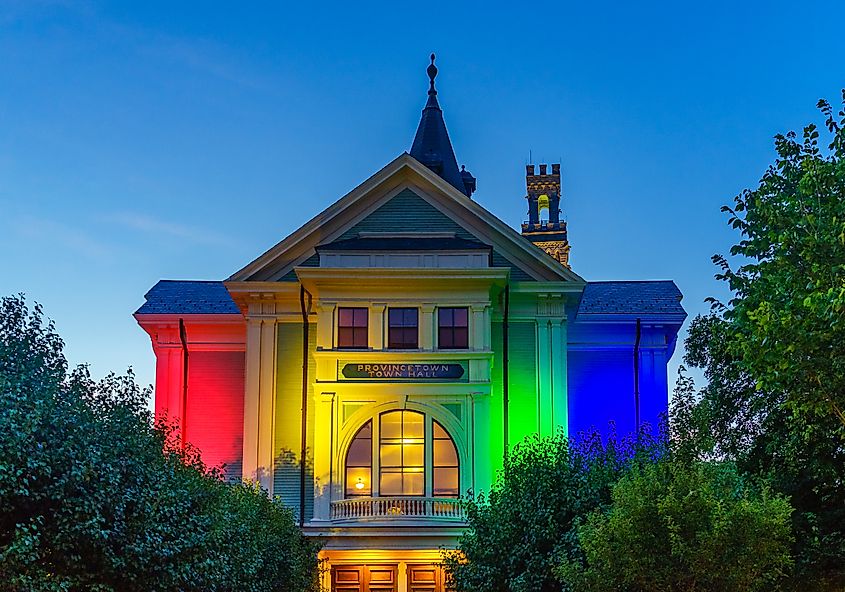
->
{"left": 380, "top": 410, "right": 425, "bottom": 496}
{"left": 342, "top": 411, "right": 460, "bottom": 499}
{"left": 433, "top": 421, "right": 459, "bottom": 497}
{"left": 345, "top": 420, "right": 372, "bottom": 497}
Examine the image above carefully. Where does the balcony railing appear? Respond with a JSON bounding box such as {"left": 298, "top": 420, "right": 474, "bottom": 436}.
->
{"left": 330, "top": 496, "right": 465, "bottom": 521}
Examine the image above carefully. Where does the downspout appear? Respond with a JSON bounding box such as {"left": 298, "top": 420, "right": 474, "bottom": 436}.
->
{"left": 633, "top": 318, "right": 641, "bottom": 437}
{"left": 299, "top": 285, "right": 312, "bottom": 528}
{"left": 502, "top": 285, "right": 510, "bottom": 459}
{"left": 178, "top": 318, "right": 189, "bottom": 453}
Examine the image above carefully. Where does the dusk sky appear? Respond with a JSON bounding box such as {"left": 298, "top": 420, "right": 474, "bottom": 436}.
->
{"left": 2, "top": 1, "right": 844, "bottom": 395}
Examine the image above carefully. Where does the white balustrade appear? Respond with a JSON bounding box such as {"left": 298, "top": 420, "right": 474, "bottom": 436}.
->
{"left": 330, "top": 497, "right": 465, "bottom": 521}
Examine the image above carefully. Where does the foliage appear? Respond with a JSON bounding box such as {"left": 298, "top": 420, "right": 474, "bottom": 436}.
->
{"left": 686, "top": 315, "right": 845, "bottom": 589}
{"left": 443, "top": 429, "right": 658, "bottom": 592}
{"left": 0, "top": 295, "right": 321, "bottom": 592}
{"left": 711, "top": 92, "right": 845, "bottom": 425}
{"left": 682, "top": 92, "right": 845, "bottom": 589}
{"left": 556, "top": 450, "right": 793, "bottom": 592}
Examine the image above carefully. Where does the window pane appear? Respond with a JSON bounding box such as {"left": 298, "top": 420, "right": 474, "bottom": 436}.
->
{"left": 433, "top": 422, "right": 448, "bottom": 439}
{"left": 352, "top": 327, "right": 368, "bottom": 348}
{"left": 337, "top": 327, "right": 349, "bottom": 348}
{"left": 438, "top": 308, "right": 453, "bottom": 326}
{"left": 439, "top": 327, "right": 453, "bottom": 348}
{"left": 347, "top": 438, "right": 371, "bottom": 466}
{"left": 380, "top": 443, "right": 402, "bottom": 467}
{"left": 380, "top": 471, "right": 402, "bottom": 496}
{"left": 380, "top": 411, "right": 402, "bottom": 439}
{"left": 403, "top": 411, "right": 424, "bottom": 438}
{"left": 434, "top": 439, "right": 458, "bottom": 466}
{"left": 404, "top": 471, "right": 424, "bottom": 496}
{"left": 404, "top": 443, "right": 424, "bottom": 467}
{"left": 433, "top": 467, "right": 459, "bottom": 497}
{"left": 338, "top": 308, "right": 353, "bottom": 326}
{"left": 453, "top": 327, "right": 468, "bottom": 349}
{"left": 453, "top": 308, "right": 468, "bottom": 326}
{"left": 346, "top": 467, "right": 371, "bottom": 496}
{"left": 388, "top": 308, "right": 403, "bottom": 326}
{"left": 352, "top": 308, "right": 368, "bottom": 325}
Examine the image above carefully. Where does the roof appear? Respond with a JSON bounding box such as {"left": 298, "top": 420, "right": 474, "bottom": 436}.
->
{"left": 316, "top": 236, "right": 491, "bottom": 252}
{"left": 135, "top": 280, "right": 239, "bottom": 315}
{"left": 576, "top": 281, "right": 686, "bottom": 321}
{"left": 409, "top": 55, "right": 470, "bottom": 196}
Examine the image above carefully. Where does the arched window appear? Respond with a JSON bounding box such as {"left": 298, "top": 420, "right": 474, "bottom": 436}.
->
{"left": 342, "top": 410, "right": 460, "bottom": 499}
{"left": 344, "top": 420, "right": 372, "bottom": 497}
{"left": 433, "top": 421, "right": 459, "bottom": 497}
{"left": 380, "top": 410, "right": 425, "bottom": 496}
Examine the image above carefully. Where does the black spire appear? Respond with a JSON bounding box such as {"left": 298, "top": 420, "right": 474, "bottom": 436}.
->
{"left": 410, "top": 54, "right": 476, "bottom": 197}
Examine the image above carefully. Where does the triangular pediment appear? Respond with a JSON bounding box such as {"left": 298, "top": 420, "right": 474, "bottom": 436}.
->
{"left": 227, "top": 154, "right": 585, "bottom": 284}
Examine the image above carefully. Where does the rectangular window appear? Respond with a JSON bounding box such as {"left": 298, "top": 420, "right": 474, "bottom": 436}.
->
{"left": 338, "top": 307, "right": 368, "bottom": 349}
{"left": 438, "top": 307, "right": 469, "bottom": 349}
{"left": 387, "top": 308, "right": 418, "bottom": 349}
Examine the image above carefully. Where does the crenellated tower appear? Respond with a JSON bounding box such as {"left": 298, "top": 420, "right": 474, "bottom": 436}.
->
{"left": 520, "top": 163, "right": 571, "bottom": 267}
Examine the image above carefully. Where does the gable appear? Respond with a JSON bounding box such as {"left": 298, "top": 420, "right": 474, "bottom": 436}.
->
{"left": 278, "top": 188, "right": 536, "bottom": 281}
{"left": 338, "top": 188, "right": 474, "bottom": 240}
{"left": 230, "top": 154, "right": 584, "bottom": 284}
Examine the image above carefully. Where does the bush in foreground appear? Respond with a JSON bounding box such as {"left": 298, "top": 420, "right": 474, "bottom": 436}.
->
{"left": 0, "top": 295, "right": 320, "bottom": 592}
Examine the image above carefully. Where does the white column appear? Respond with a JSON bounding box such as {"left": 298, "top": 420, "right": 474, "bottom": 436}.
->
{"left": 242, "top": 300, "right": 278, "bottom": 496}
{"left": 550, "top": 316, "right": 567, "bottom": 434}
{"left": 370, "top": 303, "right": 385, "bottom": 350}
{"left": 420, "top": 303, "right": 435, "bottom": 350}
{"left": 312, "top": 392, "right": 335, "bottom": 521}
{"left": 316, "top": 301, "right": 335, "bottom": 350}
{"left": 471, "top": 305, "right": 486, "bottom": 352}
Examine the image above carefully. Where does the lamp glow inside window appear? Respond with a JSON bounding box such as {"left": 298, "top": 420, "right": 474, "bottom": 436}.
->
{"left": 343, "top": 410, "right": 460, "bottom": 499}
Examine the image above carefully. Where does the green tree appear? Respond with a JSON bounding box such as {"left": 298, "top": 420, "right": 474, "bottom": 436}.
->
{"left": 443, "top": 429, "right": 655, "bottom": 592}
{"left": 686, "top": 315, "right": 845, "bottom": 589}
{"left": 556, "top": 457, "right": 793, "bottom": 592}
{"left": 683, "top": 92, "right": 845, "bottom": 589}
{"left": 0, "top": 295, "right": 320, "bottom": 592}
{"left": 712, "top": 92, "right": 845, "bottom": 425}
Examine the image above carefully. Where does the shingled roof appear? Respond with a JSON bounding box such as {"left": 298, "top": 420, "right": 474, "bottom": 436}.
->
{"left": 576, "top": 281, "right": 686, "bottom": 322}
{"left": 135, "top": 280, "right": 239, "bottom": 315}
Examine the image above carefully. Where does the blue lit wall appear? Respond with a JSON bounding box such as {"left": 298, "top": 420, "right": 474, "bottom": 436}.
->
{"left": 567, "top": 321, "right": 676, "bottom": 439}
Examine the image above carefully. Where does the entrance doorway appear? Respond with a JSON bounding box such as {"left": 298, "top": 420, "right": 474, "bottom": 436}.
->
{"left": 330, "top": 564, "right": 450, "bottom": 592}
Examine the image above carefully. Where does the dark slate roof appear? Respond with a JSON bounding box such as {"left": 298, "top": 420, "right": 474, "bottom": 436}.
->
{"left": 316, "top": 237, "right": 491, "bottom": 251}
{"left": 576, "top": 281, "right": 686, "bottom": 320}
{"left": 409, "top": 56, "right": 470, "bottom": 196}
{"left": 135, "top": 280, "right": 240, "bottom": 315}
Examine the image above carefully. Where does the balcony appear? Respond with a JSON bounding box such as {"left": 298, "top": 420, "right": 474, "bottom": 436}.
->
{"left": 330, "top": 496, "right": 465, "bottom": 522}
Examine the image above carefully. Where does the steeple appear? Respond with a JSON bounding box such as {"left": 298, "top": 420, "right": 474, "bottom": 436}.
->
{"left": 410, "top": 54, "right": 476, "bottom": 197}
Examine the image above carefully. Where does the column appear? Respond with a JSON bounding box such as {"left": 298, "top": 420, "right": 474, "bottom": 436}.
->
{"left": 550, "top": 317, "right": 567, "bottom": 435}
{"left": 242, "top": 299, "right": 278, "bottom": 495}
{"left": 536, "top": 319, "right": 552, "bottom": 437}
{"left": 472, "top": 392, "right": 493, "bottom": 495}
{"left": 311, "top": 392, "right": 335, "bottom": 521}
{"left": 370, "top": 303, "right": 385, "bottom": 350}
{"left": 420, "top": 303, "right": 435, "bottom": 350}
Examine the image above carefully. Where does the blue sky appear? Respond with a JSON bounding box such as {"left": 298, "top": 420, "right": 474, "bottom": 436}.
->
{"left": 1, "top": 1, "right": 844, "bottom": 394}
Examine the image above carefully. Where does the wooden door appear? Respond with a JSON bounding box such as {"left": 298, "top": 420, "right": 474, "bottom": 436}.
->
{"left": 331, "top": 565, "right": 398, "bottom": 592}
{"left": 407, "top": 564, "right": 451, "bottom": 592}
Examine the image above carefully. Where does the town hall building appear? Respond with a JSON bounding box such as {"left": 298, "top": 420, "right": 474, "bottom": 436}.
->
{"left": 135, "top": 56, "right": 686, "bottom": 592}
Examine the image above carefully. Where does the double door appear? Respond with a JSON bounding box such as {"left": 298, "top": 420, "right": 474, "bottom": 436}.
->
{"left": 331, "top": 564, "right": 448, "bottom": 592}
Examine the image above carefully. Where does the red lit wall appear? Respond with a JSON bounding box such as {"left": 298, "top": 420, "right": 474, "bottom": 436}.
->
{"left": 136, "top": 314, "right": 246, "bottom": 480}
{"left": 185, "top": 350, "right": 245, "bottom": 478}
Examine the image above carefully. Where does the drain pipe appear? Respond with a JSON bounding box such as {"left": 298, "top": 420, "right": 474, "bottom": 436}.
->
{"left": 633, "top": 318, "right": 641, "bottom": 437}
{"left": 178, "top": 318, "right": 189, "bottom": 452}
{"left": 502, "top": 285, "right": 510, "bottom": 458}
{"left": 299, "top": 285, "right": 312, "bottom": 527}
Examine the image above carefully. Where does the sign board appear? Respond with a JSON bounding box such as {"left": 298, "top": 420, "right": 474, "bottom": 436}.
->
{"left": 340, "top": 362, "right": 467, "bottom": 381}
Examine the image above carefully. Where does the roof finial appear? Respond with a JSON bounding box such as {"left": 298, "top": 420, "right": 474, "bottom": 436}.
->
{"left": 427, "top": 53, "right": 437, "bottom": 95}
